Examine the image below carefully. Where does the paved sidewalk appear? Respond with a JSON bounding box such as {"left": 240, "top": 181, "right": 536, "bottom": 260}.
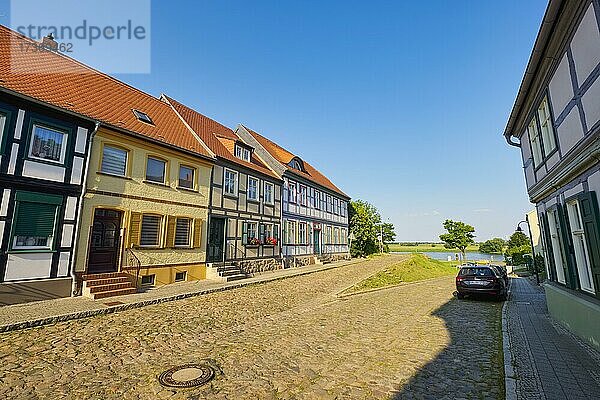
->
{"left": 0, "top": 258, "right": 365, "bottom": 332}
{"left": 504, "top": 277, "right": 600, "bottom": 400}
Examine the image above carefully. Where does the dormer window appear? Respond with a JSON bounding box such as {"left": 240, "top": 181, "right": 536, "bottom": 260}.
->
{"left": 288, "top": 157, "right": 304, "bottom": 172}
{"left": 235, "top": 145, "right": 251, "bottom": 162}
{"left": 132, "top": 109, "right": 153, "bottom": 125}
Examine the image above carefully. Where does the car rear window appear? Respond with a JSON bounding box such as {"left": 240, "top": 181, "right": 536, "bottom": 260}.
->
{"left": 459, "top": 267, "right": 494, "bottom": 277}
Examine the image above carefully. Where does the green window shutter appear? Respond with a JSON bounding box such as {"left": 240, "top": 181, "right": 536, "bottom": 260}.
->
{"left": 14, "top": 202, "right": 57, "bottom": 237}
{"left": 577, "top": 191, "right": 600, "bottom": 297}
{"left": 242, "top": 222, "right": 248, "bottom": 244}
{"left": 539, "top": 212, "right": 558, "bottom": 282}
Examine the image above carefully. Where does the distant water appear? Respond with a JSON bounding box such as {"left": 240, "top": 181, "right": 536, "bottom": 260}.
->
{"left": 392, "top": 251, "right": 505, "bottom": 262}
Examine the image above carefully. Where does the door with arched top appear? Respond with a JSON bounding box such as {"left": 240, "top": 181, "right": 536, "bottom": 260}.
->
{"left": 87, "top": 209, "right": 122, "bottom": 273}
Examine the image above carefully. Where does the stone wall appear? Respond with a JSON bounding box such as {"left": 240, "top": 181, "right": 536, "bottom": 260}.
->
{"left": 319, "top": 253, "right": 351, "bottom": 264}
{"left": 237, "top": 257, "right": 283, "bottom": 275}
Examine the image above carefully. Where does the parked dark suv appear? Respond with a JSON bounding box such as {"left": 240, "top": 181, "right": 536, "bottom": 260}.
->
{"left": 456, "top": 266, "right": 508, "bottom": 301}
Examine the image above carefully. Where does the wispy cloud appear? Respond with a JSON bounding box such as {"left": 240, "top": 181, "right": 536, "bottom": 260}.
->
{"left": 473, "top": 208, "right": 492, "bottom": 213}
{"left": 404, "top": 210, "right": 441, "bottom": 218}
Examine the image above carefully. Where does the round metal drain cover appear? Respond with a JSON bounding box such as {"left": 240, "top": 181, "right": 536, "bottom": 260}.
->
{"left": 158, "top": 363, "right": 215, "bottom": 388}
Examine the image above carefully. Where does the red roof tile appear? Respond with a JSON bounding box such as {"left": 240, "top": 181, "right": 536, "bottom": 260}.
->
{"left": 163, "top": 95, "right": 280, "bottom": 179}
{"left": 242, "top": 125, "right": 348, "bottom": 198}
{"left": 0, "top": 25, "right": 212, "bottom": 158}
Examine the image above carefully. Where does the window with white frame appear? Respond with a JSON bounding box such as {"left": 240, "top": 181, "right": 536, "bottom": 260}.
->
{"left": 179, "top": 165, "right": 195, "bottom": 189}
{"left": 287, "top": 221, "right": 296, "bottom": 244}
{"left": 264, "top": 182, "right": 274, "bottom": 204}
{"left": 224, "top": 169, "right": 238, "bottom": 196}
{"left": 146, "top": 157, "right": 166, "bottom": 184}
{"left": 547, "top": 209, "right": 566, "bottom": 284}
{"left": 235, "top": 145, "right": 251, "bottom": 162}
{"left": 248, "top": 176, "right": 259, "bottom": 201}
{"left": 341, "top": 228, "right": 347, "bottom": 245}
{"left": 314, "top": 190, "right": 320, "bottom": 209}
{"left": 566, "top": 200, "right": 595, "bottom": 293}
{"left": 29, "top": 124, "right": 67, "bottom": 164}
{"left": 244, "top": 221, "right": 258, "bottom": 245}
{"left": 299, "top": 222, "right": 307, "bottom": 244}
{"left": 334, "top": 227, "right": 340, "bottom": 244}
{"left": 101, "top": 145, "right": 128, "bottom": 176}
{"left": 263, "top": 223, "right": 274, "bottom": 242}
{"left": 528, "top": 119, "right": 543, "bottom": 168}
{"left": 538, "top": 97, "right": 556, "bottom": 156}
{"left": 299, "top": 185, "right": 307, "bottom": 206}
{"left": 140, "top": 215, "right": 162, "bottom": 247}
{"left": 289, "top": 182, "right": 297, "bottom": 203}
{"left": 326, "top": 226, "right": 332, "bottom": 244}
{"left": 174, "top": 217, "right": 192, "bottom": 247}
{"left": 334, "top": 198, "right": 339, "bottom": 215}
{"left": 320, "top": 192, "right": 326, "bottom": 210}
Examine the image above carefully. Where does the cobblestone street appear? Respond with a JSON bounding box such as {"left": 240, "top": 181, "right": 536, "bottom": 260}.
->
{"left": 0, "top": 255, "right": 504, "bottom": 399}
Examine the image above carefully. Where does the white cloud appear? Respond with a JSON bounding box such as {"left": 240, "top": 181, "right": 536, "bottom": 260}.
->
{"left": 473, "top": 208, "right": 492, "bottom": 213}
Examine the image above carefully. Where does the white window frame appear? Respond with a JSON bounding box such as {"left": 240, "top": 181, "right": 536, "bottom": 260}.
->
{"left": 566, "top": 200, "right": 595, "bottom": 293}
{"left": 289, "top": 181, "right": 297, "bottom": 203}
{"left": 528, "top": 119, "right": 543, "bottom": 168}
{"left": 299, "top": 185, "right": 307, "bottom": 206}
{"left": 235, "top": 145, "right": 251, "bottom": 162}
{"left": 247, "top": 221, "right": 258, "bottom": 241}
{"left": 247, "top": 176, "right": 259, "bottom": 201}
{"left": 224, "top": 168, "right": 238, "bottom": 196}
{"left": 264, "top": 181, "right": 274, "bottom": 205}
{"left": 28, "top": 124, "right": 68, "bottom": 165}
{"left": 538, "top": 97, "right": 556, "bottom": 156}
{"left": 298, "top": 222, "right": 307, "bottom": 244}
{"left": 547, "top": 209, "right": 566, "bottom": 284}
{"left": 287, "top": 221, "right": 296, "bottom": 244}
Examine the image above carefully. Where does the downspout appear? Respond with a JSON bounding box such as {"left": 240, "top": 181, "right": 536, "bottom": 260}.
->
{"left": 70, "top": 121, "right": 100, "bottom": 296}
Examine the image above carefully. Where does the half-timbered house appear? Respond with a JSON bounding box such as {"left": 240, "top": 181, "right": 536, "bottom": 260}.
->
{"left": 236, "top": 125, "right": 350, "bottom": 267}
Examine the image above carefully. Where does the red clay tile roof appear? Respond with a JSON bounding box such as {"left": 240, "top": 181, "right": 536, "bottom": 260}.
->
{"left": 163, "top": 95, "right": 280, "bottom": 179}
{"left": 242, "top": 125, "right": 348, "bottom": 198}
{"left": 0, "top": 25, "right": 212, "bottom": 158}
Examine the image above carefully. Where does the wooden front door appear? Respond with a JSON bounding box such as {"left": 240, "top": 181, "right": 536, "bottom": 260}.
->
{"left": 207, "top": 217, "right": 226, "bottom": 262}
{"left": 88, "top": 209, "right": 122, "bottom": 273}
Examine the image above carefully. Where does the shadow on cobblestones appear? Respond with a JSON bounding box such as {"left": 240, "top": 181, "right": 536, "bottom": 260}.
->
{"left": 392, "top": 296, "right": 505, "bottom": 400}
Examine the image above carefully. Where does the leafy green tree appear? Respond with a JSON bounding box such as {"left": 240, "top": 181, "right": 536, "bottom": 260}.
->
{"left": 381, "top": 222, "right": 396, "bottom": 252}
{"left": 479, "top": 238, "right": 506, "bottom": 254}
{"left": 439, "top": 219, "right": 476, "bottom": 261}
{"left": 504, "top": 231, "right": 532, "bottom": 266}
{"left": 349, "top": 200, "right": 381, "bottom": 257}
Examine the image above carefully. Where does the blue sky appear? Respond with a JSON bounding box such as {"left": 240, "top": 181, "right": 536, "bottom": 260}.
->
{"left": 1, "top": 0, "right": 548, "bottom": 241}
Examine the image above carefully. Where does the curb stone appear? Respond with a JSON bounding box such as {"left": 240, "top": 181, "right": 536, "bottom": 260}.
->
{"left": 502, "top": 279, "right": 517, "bottom": 400}
{"left": 0, "top": 258, "right": 363, "bottom": 333}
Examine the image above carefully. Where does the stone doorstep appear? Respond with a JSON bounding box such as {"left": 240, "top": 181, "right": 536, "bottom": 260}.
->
{"left": 0, "top": 258, "right": 363, "bottom": 333}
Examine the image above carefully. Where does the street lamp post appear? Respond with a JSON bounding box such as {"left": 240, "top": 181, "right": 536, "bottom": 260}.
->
{"left": 516, "top": 218, "right": 539, "bottom": 285}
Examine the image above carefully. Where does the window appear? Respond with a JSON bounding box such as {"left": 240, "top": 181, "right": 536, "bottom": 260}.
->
{"left": 243, "top": 221, "right": 259, "bottom": 245}
{"left": 528, "top": 120, "right": 542, "bottom": 168}
{"left": 175, "top": 218, "right": 192, "bottom": 247}
{"left": 224, "top": 169, "right": 238, "bottom": 196}
{"left": 299, "top": 222, "right": 307, "bottom": 244}
{"left": 327, "top": 195, "right": 333, "bottom": 213}
{"left": 178, "top": 165, "right": 195, "bottom": 189}
{"left": 264, "top": 182, "right": 274, "bottom": 204}
{"left": 299, "top": 185, "right": 307, "bottom": 206}
{"left": 547, "top": 209, "right": 567, "bottom": 284}
{"left": 101, "top": 145, "right": 128, "bottom": 176}
{"left": 289, "top": 158, "right": 303, "bottom": 171}
{"left": 314, "top": 190, "right": 320, "bottom": 209}
{"left": 0, "top": 112, "right": 7, "bottom": 152}
{"left": 334, "top": 198, "right": 339, "bottom": 215}
{"left": 566, "top": 200, "right": 595, "bottom": 293}
{"left": 11, "top": 192, "right": 61, "bottom": 250}
{"left": 248, "top": 177, "right": 259, "bottom": 201}
{"left": 235, "top": 145, "right": 251, "bottom": 162}
{"left": 29, "top": 124, "right": 67, "bottom": 164}
{"left": 263, "top": 223, "right": 274, "bottom": 243}
{"left": 287, "top": 221, "right": 296, "bottom": 244}
{"left": 538, "top": 97, "right": 556, "bottom": 155}
{"left": 341, "top": 202, "right": 346, "bottom": 217}
{"left": 141, "top": 274, "right": 155, "bottom": 286}
{"left": 341, "top": 228, "right": 347, "bottom": 245}
{"left": 175, "top": 271, "right": 187, "bottom": 282}
{"left": 133, "top": 109, "right": 153, "bottom": 124}
{"left": 146, "top": 157, "right": 166, "bottom": 184}
{"left": 140, "top": 215, "right": 162, "bottom": 247}
{"left": 326, "top": 226, "right": 332, "bottom": 244}
{"left": 288, "top": 182, "right": 297, "bottom": 203}
{"left": 320, "top": 192, "right": 326, "bottom": 211}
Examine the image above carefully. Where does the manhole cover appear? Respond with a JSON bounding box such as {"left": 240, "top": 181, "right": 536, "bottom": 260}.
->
{"left": 158, "top": 363, "right": 215, "bottom": 388}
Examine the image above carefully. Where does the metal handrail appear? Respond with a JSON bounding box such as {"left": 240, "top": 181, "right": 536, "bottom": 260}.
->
{"left": 123, "top": 247, "right": 142, "bottom": 288}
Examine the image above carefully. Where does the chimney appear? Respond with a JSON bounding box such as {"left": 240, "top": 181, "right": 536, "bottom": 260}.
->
{"left": 41, "top": 33, "right": 58, "bottom": 51}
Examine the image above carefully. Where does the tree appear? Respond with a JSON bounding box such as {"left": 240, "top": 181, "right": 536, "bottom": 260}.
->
{"left": 504, "top": 231, "right": 532, "bottom": 266}
{"left": 349, "top": 200, "right": 380, "bottom": 257}
{"left": 439, "top": 219, "right": 476, "bottom": 261}
{"left": 381, "top": 222, "right": 396, "bottom": 252}
{"left": 479, "top": 238, "right": 506, "bottom": 254}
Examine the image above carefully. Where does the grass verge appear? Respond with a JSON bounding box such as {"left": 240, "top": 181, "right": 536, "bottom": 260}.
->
{"left": 342, "top": 254, "right": 458, "bottom": 294}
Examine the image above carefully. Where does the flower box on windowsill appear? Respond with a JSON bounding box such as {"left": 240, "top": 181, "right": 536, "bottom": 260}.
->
{"left": 245, "top": 244, "right": 260, "bottom": 248}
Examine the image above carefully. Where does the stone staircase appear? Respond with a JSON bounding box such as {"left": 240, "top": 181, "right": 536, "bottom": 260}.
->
{"left": 81, "top": 272, "right": 137, "bottom": 300}
{"left": 206, "top": 264, "right": 249, "bottom": 282}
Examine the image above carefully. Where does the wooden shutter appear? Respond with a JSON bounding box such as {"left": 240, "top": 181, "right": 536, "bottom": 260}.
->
{"left": 166, "top": 216, "right": 176, "bottom": 248}
{"left": 193, "top": 218, "right": 203, "bottom": 248}
{"left": 129, "top": 212, "right": 141, "bottom": 247}
{"left": 242, "top": 222, "right": 248, "bottom": 244}
{"left": 578, "top": 191, "right": 600, "bottom": 298}
{"left": 539, "top": 212, "right": 557, "bottom": 282}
